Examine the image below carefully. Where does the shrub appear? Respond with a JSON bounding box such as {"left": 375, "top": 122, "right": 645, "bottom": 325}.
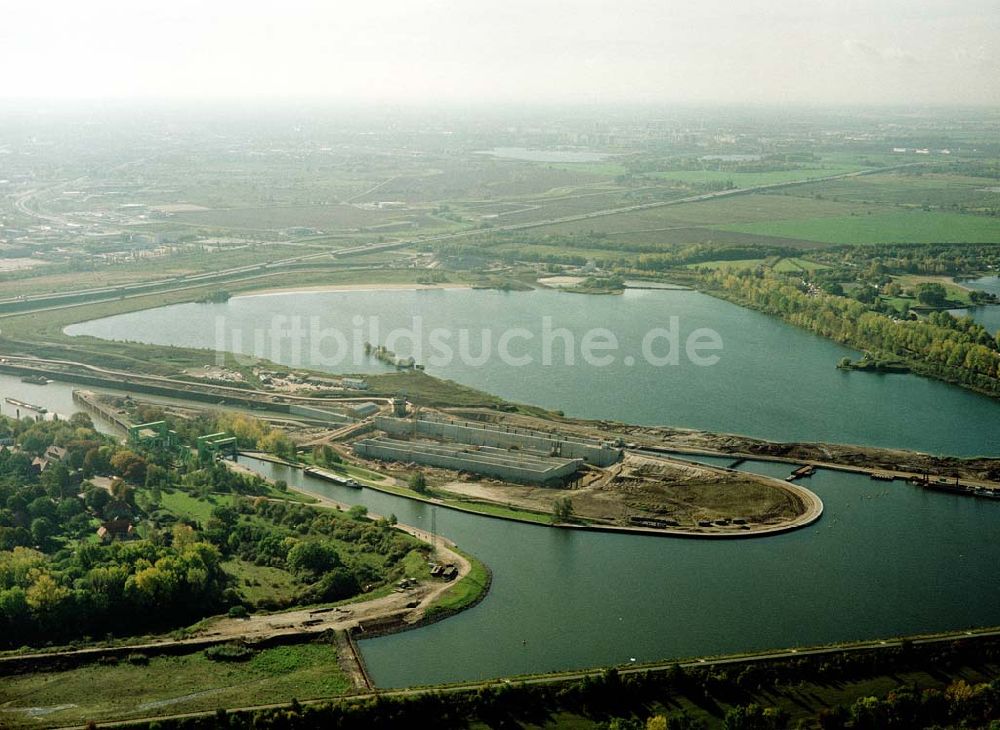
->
{"left": 204, "top": 643, "right": 255, "bottom": 662}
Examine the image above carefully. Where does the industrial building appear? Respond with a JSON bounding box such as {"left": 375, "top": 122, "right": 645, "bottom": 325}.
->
{"left": 373, "top": 415, "right": 622, "bottom": 467}
{"left": 288, "top": 404, "right": 353, "bottom": 425}
{"left": 352, "top": 436, "right": 582, "bottom": 486}
{"left": 128, "top": 421, "right": 180, "bottom": 450}
{"left": 347, "top": 401, "right": 380, "bottom": 418}
{"left": 197, "top": 432, "right": 238, "bottom": 460}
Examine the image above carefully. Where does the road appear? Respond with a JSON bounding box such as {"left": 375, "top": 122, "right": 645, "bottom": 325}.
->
{"left": 0, "top": 481, "right": 472, "bottom": 669}
{"left": 0, "top": 163, "right": 919, "bottom": 315}
{"left": 0, "top": 354, "right": 391, "bottom": 407}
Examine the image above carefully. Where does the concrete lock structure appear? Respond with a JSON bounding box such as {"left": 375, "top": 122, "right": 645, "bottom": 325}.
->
{"left": 373, "top": 415, "right": 622, "bottom": 467}
{"left": 353, "top": 436, "right": 583, "bottom": 486}
{"left": 288, "top": 404, "right": 353, "bottom": 425}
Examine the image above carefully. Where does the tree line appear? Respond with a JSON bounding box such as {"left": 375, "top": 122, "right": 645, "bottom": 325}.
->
{"left": 705, "top": 269, "right": 1000, "bottom": 397}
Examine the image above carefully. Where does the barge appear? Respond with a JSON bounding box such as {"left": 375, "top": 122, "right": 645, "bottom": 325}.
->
{"left": 4, "top": 397, "right": 48, "bottom": 414}
{"left": 303, "top": 465, "right": 362, "bottom": 488}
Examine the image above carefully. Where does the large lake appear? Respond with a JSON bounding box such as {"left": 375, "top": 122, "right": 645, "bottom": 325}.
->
{"left": 67, "top": 287, "right": 1000, "bottom": 456}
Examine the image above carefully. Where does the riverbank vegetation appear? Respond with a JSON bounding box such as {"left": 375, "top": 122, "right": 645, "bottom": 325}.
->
{"left": 34, "top": 632, "right": 999, "bottom": 730}
{"left": 703, "top": 268, "right": 1000, "bottom": 397}
{"left": 0, "top": 414, "right": 431, "bottom": 649}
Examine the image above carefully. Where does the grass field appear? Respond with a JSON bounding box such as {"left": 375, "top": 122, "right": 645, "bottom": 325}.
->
{"left": 173, "top": 204, "right": 453, "bottom": 234}
{"left": 425, "top": 546, "right": 491, "bottom": 618}
{"left": 718, "top": 209, "right": 1000, "bottom": 244}
{"left": 366, "top": 371, "right": 504, "bottom": 407}
{"left": 223, "top": 558, "right": 303, "bottom": 606}
{"left": 157, "top": 490, "right": 226, "bottom": 526}
{"left": 686, "top": 258, "right": 772, "bottom": 271}
{"left": 0, "top": 642, "right": 351, "bottom": 727}
{"left": 892, "top": 274, "right": 979, "bottom": 305}
{"left": 527, "top": 194, "right": 880, "bottom": 239}
{"left": 789, "top": 171, "right": 1000, "bottom": 210}
{"left": 684, "top": 256, "right": 829, "bottom": 272}
{"left": 772, "top": 257, "right": 831, "bottom": 273}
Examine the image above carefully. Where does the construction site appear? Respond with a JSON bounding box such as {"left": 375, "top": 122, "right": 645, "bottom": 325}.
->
{"left": 352, "top": 414, "right": 622, "bottom": 487}
{"left": 348, "top": 412, "right": 821, "bottom": 535}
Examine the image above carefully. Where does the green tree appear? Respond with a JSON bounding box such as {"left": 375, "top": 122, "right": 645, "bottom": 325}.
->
{"left": 552, "top": 496, "right": 574, "bottom": 523}
{"left": 286, "top": 541, "right": 341, "bottom": 578}
{"left": 409, "top": 471, "right": 428, "bottom": 494}
{"left": 916, "top": 282, "right": 947, "bottom": 306}
{"left": 30, "top": 517, "right": 55, "bottom": 547}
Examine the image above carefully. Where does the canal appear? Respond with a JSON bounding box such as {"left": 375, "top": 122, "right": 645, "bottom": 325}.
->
{"left": 239, "top": 455, "right": 1000, "bottom": 688}
{"left": 1, "top": 375, "right": 997, "bottom": 688}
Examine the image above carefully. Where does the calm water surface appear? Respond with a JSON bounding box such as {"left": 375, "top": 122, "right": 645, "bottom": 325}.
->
{"left": 951, "top": 274, "right": 1000, "bottom": 334}
{"left": 67, "top": 288, "right": 1000, "bottom": 456}
{"left": 2, "top": 376, "right": 996, "bottom": 688}
{"left": 243, "top": 456, "right": 1000, "bottom": 688}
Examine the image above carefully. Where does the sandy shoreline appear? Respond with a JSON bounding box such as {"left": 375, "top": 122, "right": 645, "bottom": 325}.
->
{"left": 234, "top": 282, "right": 473, "bottom": 298}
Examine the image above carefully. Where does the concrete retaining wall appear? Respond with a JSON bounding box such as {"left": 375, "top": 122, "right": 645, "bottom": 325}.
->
{"left": 288, "top": 404, "right": 353, "bottom": 425}
{"left": 354, "top": 437, "right": 582, "bottom": 486}
{"left": 374, "top": 415, "right": 621, "bottom": 466}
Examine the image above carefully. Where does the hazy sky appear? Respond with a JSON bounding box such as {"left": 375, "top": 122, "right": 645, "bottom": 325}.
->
{"left": 2, "top": 0, "right": 997, "bottom": 105}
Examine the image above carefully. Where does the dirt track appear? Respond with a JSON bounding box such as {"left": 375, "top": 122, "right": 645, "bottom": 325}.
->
{"left": 0, "top": 484, "right": 473, "bottom": 671}
{"left": 446, "top": 408, "right": 1000, "bottom": 487}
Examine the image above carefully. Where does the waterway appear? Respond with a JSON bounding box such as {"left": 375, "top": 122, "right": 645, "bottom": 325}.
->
{"left": 238, "top": 455, "right": 1000, "bottom": 688}
{"left": 66, "top": 287, "right": 1000, "bottom": 456}
{"left": 950, "top": 275, "right": 1000, "bottom": 335}
{"left": 476, "top": 147, "right": 611, "bottom": 163}
{"left": 0, "top": 373, "right": 118, "bottom": 434}
{"left": 1, "top": 375, "right": 997, "bottom": 689}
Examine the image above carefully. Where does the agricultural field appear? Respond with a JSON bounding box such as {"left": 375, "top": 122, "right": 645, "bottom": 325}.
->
{"left": 170, "top": 204, "right": 449, "bottom": 234}
{"left": 458, "top": 186, "right": 682, "bottom": 227}
{"left": 718, "top": 209, "right": 1000, "bottom": 245}
{"left": 513, "top": 194, "right": 879, "bottom": 250}
{"left": 686, "top": 258, "right": 773, "bottom": 271}
{"left": 642, "top": 162, "right": 863, "bottom": 187}
{"left": 772, "top": 256, "right": 832, "bottom": 272}
{"left": 789, "top": 171, "right": 1000, "bottom": 211}
{"left": 350, "top": 159, "right": 610, "bottom": 203}
{"left": 688, "top": 256, "right": 845, "bottom": 273}
{"left": 531, "top": 194, "right": 879, "bottom": 232}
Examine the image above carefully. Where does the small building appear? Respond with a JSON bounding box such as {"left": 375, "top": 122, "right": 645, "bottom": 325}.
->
{"left": 45, "top": 445, "right": 68, "bottom": 462}
{"left": 30, "top": 456, "right": 50, "bottom": 474}
{"left": 197, "top": 432, "right": 238, "bottom": 460}
{"left": 97, "top": 519, "right": 134, "bottom": 542}
{"left": 342, "top": 378, "right": 369, "bottom": 390}
{"left": 349, "top": 402, "right": 380, "bottom": 418}
{"left": 128, "top": 421, "right": 180, "bottom": 451}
